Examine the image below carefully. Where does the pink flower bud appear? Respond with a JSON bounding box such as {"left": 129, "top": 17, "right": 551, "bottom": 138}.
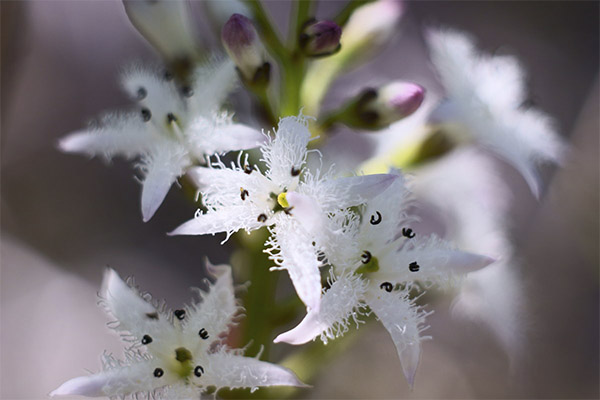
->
{"left": 299, "top": 20, "right": 342, "bottom": 57}
{"left": 342, "top": 81, "right": 425, "bottom": 130}
{"left": 221, "top": 14, "right": 269, "bottom": 84}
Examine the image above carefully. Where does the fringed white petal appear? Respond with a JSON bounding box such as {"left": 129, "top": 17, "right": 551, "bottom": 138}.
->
{"left": 266, "top": 222, "right": 323, "bottom": 312}
{"left": 426, "top": 28, "right": 566, "bottom": 197}
{"left": 169, "top": 205, "right": 264, "bottom": 241}
{"left": 285, "top": 191, "right": 323, "bottom": 235}
{"left": 327, "top": 173, "right": 399, "bottom": 209}
{"left": 274, "top": 272, "right": 368, "bottom": 345}
{"left": 189, "top": 58, "right": 238, "bottom": 113}
{"left": 378, "top": 235, "right": 495, "bottom": 288}
{"left": 123, "top": 0, "right": 199, "bottom": 60}
{"left": 261, "top": 114, "right": 312, "bottom": 186}
{"left": 51, "top": 359, "right": 177, "bottom": 398}
{"left": 139, "top": 144, "right": 190, "bottom": 222}
{"left": 365, "top": 286, "right": 429, "bottom": 389}
{"left": 200, "top": 351, "right": 306, "bottom": 391}
{"left": 187, "top": 115, "right": 264, "bottom": 155}
{"left": 183, "top": 262, "right": 240, "bottom": 346}
{"left": 58, "top": 114, "right": 149, "bottom": 159}
{"left": 100, "top": 269, "right": 173, "bottom": 343}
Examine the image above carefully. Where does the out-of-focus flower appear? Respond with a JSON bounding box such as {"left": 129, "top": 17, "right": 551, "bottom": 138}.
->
{"left": 333, "top": 81, "right": 425, "bottom": 130}
{"left": 170, "top": 114, "right": 398, "bottom": 312}
{"left": 123, "top": 0, "right": 201, "bottom": 72}
{"left": 298, "top": 19, "right": 342, "bottom": 57}
{"left": 413, "top": 149, "right": 525, "bottom": 362}
{"left": 301, "top": 0, "right": 404, "bottom": 116}
{"left": 426, "top": 28, "right": 567, "bottom": 197}
{"left": 222, "top": 14, "right": 270, "bottom": 87}
{"left": 59, "top": 58, "right": 263, "bottom": 222}
{"left": 50, "top": 264, "right": 305, "bottom": 398}
{"left": 274, "top": 172, "right": 494, "bottom": 387}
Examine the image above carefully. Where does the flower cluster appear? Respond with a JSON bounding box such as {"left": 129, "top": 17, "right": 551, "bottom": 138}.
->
{"left": 51, "top": 0, "right": 567, "bottom": 398}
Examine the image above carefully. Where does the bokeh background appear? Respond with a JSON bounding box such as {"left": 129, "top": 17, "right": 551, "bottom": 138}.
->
{"left": 1, "top": 1, "right": 598, "bottom": 399}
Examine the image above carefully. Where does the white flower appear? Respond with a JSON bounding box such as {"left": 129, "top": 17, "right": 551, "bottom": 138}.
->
{"left": 169, "top": 114, "right": 398, "bottom": 312}
{"left": 50, "top": 263, "right": 305, "bottom": 399}
{"left": 413, "top": 149, "right": 525, "bottom": 361}
{"left": 274, "top": 172, "right": 494, "bottom": 387}
{"left": 59, "top": 58, "right": 264, "bottom": 221}
{"left": 426, "top": 28, "right": 567, "bottom": 197}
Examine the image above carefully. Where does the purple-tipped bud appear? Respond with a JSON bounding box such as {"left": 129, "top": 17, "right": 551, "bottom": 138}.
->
{"left": 299, "top": 20, "right": 342, "bottom": 57}
{"left": 379, "top": 82, "right": 425, "bottom": 121}
{"left": 222, "top": 14, "right": 269, "bottom": 85}
{"left": 341, "top": 81, "right": 425, "bottom": 130}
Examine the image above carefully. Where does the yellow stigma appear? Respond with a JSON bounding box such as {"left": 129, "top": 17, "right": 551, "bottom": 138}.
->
{"left": 277, "top": 192, "right": 289, "bottom": 208}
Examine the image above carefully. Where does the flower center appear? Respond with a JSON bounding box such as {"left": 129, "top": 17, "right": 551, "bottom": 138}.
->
{"left": 277, "top": 192, "right": 289, "bottom": 208}
{"left": 173, "top": 347, "right": 194, "bottom": 378}
{"left": 355, "top": 251, "right": 380, "bottom": 274}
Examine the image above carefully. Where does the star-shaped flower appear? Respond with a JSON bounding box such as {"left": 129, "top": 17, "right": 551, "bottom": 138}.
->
{"left": 169, "top": 114, "right": 398, "bottom": 313}
{"left": 59, "top": 58, "right": 264, "bottom": 221}
{"left": 425, "top": 28, "right": 567, "bottom": 197}
{"left": 50, "top": 263, "right": 305, "bottom": 398}
{"left": 274, "top": 172, "right": 494, "bottom": 387}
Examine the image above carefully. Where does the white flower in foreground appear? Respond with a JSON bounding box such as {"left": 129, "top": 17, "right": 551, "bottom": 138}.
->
{"left": 274, "top": 172, "right": 494, "bottom": 387}
{"left": 170, "top": 114, "right": 398, "bottom": 312}
{"left": 426, "top": 28, "right": 567, "bottom": 197}
{"left": 50, "top": 263, "right": 305, "bottom": 398}
{"left": 59, "top": 58, "right": 263, "bottom": 221}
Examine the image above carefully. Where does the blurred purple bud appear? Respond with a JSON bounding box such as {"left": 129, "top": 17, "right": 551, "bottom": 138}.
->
{"left": 299, "top": 20, "right": 342, "bottom": 57}
{"left": 344, "top": 81, "right": 425, "bottom": 130}
{"left": 380, "top": 82, "right": 425, "bottom": 120}
{"left": 221, "top": 14, "right": 268, "bottom": 84}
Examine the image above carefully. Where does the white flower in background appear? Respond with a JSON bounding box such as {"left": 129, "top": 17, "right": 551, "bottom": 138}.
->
{"left": 274, "top": 172, "right": 494, "bottom": 387}
{"left": 59, "top": 58, "right": 264, "bottom": 221}
{"left": 413, "top": 149, "right": 525, "bottom": 362}
{"left": 50, "top": 263, "right": 305, "bottom": 399}
{"left": 426, "top": 28, "right": 567, "bottom": 198}
{"left": 170, "top": 114, "right": 398, "bottom": 312}
{"left": 123, "top": 0, "right": 201, "bottom": 62}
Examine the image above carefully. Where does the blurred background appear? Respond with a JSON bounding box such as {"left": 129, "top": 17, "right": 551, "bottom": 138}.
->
{"left": 1, "top": 1, "right": 598, "bottom": 399}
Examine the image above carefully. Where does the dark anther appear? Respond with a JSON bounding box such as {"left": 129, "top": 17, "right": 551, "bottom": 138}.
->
{"left": 380, "top": 282, "right": 393, "bottom": 292}
{"left": 164, "top": 70, "right": 174, "bottom": 81}
{"left": 198, "top": 328, "right": 209, "bottom": 340}
{"left": 153, "top": 368, "right": 164, "bottom": 378}
{"left": 291, "top": 167, "right": 301, "bottom": 176}
{"left": 244, "top": 164, "right": 253, "bottom": 174}
{"left": 141, "top": 108, "right": 152, "bottom": 122}
{"left": 167, "top": 113, "right": 177, "bottom": 124}
{"left": 370, "top": 211, "right": 382, "bottom": 225}
{"left": 137, "top": 87, "right": 147, "bottom": 100}
{"left": 257, "top": 213, "right": 267, "bottom": 222}
{"left": 240, "top": 188, "right": 249, "bottom": 201}
{"left": 402, "top": 228, "right": 415, "bottom": 239}
{"left": 182, "top": 86, "right": 193, "bottom": 97}
{"left": 283, "top": 207, "right": 294, "bottom": 216}
{"left": 146, "top": 312, "right": 159, "bottom": 320}
{"left": 141, "top": 334, "right": 153, "bottom": 345}
{"left": 174, "top": 309, "right": 186, "bottom": 320}
{"left": 361, "top": 251, "right": 372, "bottom": 264}
{"left": 194, "top": 365, "right": 204, "bottom": 377}
{"left": 409, "top": 261, "right": 420, "bottom": 272}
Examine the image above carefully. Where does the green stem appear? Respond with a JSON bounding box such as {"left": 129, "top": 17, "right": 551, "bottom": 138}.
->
{"left": 246, "top": 0, "right": 287, "bottom": 61}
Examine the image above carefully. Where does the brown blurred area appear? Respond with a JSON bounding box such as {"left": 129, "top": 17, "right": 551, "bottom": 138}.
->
{"left": 1, "top": 1, "right": 598, "bottom": 399}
